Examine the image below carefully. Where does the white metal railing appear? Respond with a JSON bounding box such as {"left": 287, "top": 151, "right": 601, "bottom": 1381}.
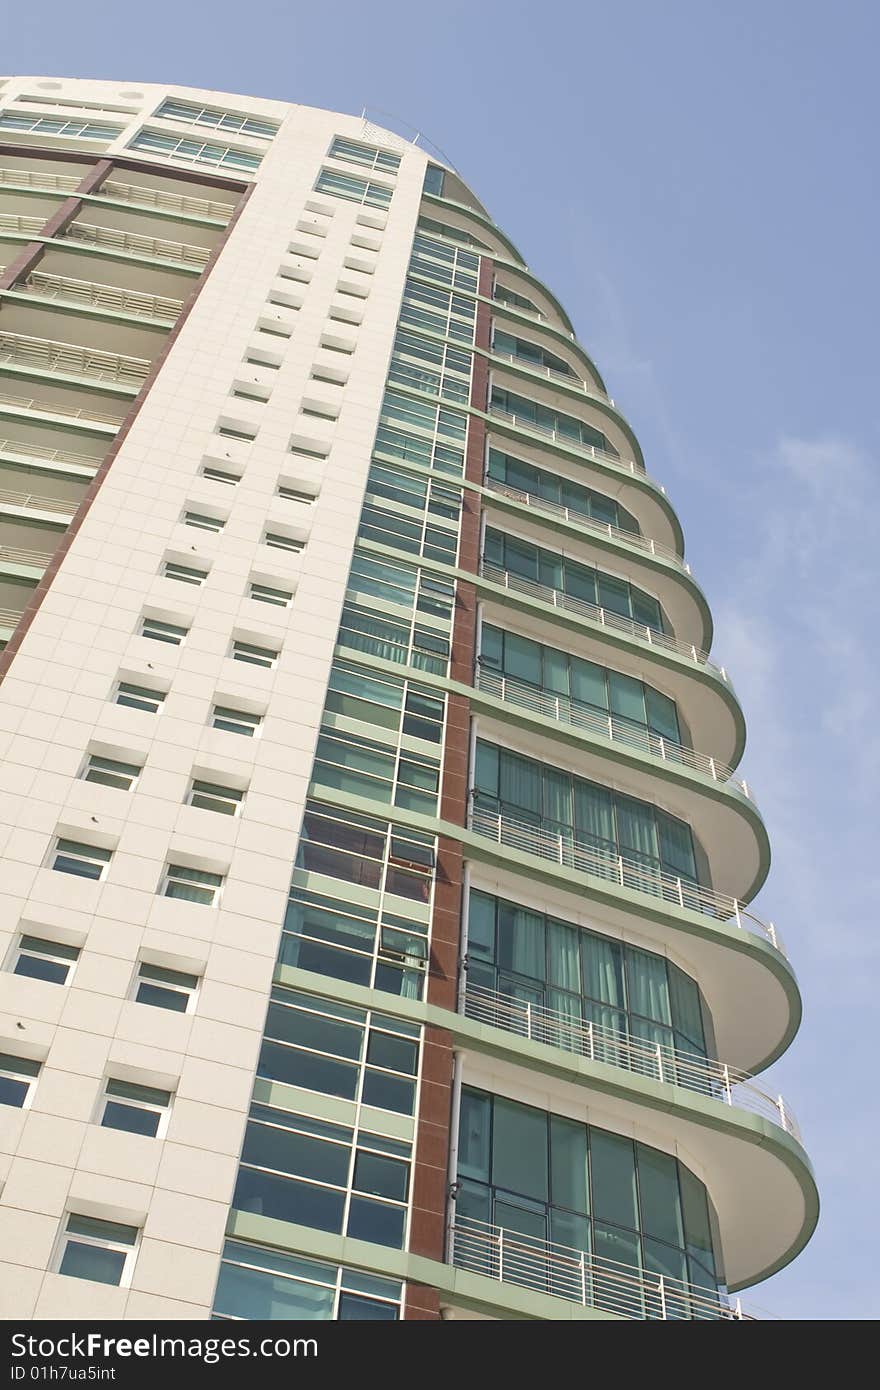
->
{"left": 20, "top": 270, "right": 183, "bottom": 322}
{"left": 63, "top": 220, "right": 211, "bottom": 268}
{"left": 0, "top": 605, "right": 23, "bottom": 630}
{"left": 0, "top": 391, "right": 123, "bottom": 428}
{"left": 480, "top": 561, "right": 727, "bottom": 682}
{"left": 0, "top": 484, "right": 77, "bottom": 517}
{"left": 461, "top": 982, "right": 799, "bottom": 1140}
{"left": 98, "top": 178, "right": 234, "bottom": 223}
{"left": 0, "top": 330, "right": 149, "bottom": 386}
{"left": 468, "top": 802, "right": 784, "bottom": 954}
{"left": 0, "top": 166, "right": 80, "bottom": 195}
{"left": 488, "top": 405, "right": 646, "bottom": 478}
{"left": 0, "top": 542, "right": 52, "bottom": 569}
{"left": 0, "top": 435, "right": 99, "bottom": 469}
{"left": 474, "top": 666, "right": 751, "bottom": 798}
{"left": 0, "top": 211, "right": 44, "bottom": 236}
{"left": 492, "top": 350, "right": 613, "bottom": 405}
{"left": 484, "top": 477, "right": 689, "bottom": 573}
{"left": 448, "top": 1216, "right": 761, "bottom": 1320}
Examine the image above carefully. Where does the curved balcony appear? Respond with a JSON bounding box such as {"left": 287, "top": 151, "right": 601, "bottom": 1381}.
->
{"left": 0, "top": 330, "right": 149, "bottom": 387}
{"left": 449, "top": 1216, "right": 764, "bottom": 1320}
{"left": 62, "top": 221, "right": 211, "bottom": 269}
{"left": 488, "top": 349, "right": 613, "bottom": 405}
{"left": 489, "top": 403, "right": 643, "bottom": 477}
{"left": 462, "top": 982, "right": 798, "bottom": 1141}
{"left": 468, "top": 801, "right": 782, "bottom": 953}
{"left": 17, "top": 270, "right": 184, "bottom": 323}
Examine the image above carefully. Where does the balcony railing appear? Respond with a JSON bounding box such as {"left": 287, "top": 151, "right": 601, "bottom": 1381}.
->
{"left": 0, "top": 484, "right": 78, "bottom": 518}
{"left": 0, "top": 211, "right": 45, "bottom": 237}
{"left": 491, "top": 350, "right": 613, "bottom": 405}
{"left": 97, "top": 177, "right": 234, "bottom": 223}
{"left": 461, "top": 982, "right": 799, "bottom": 1140}
{"left": 63, "top": 221, "right": 211, "bottom": 268}
{"left": 474, "top": 666, "right": 751, "bottom": 798}
{"left": 0, "top": 331, "right": 149, "bottom": 386}
{"left": 449, "top": 1215, "right": 757, "bottom": 1320}
{"left": 0, "top": 543, "right": 52, "bottom": 569}
{"left": 468, "top": 802, "right": 784, "bottom": 954}
{"left": 0, "top": 166, "right": 80, "bottom": 195}
{"left": 0, "top": 435, "right": 99, "bottom": 470}
{"left": 0, "top": 391, "right": 124, "bottom": 428}
{"left": 488, "top": 405, "right": 646, "bottom": 478}
{"left": 20, "top": 270, "right": 183, "bottom": 322}
{"left": 0, "top": 606, "right": 24, "bottom": 631}
{"left": 483, "top": 477, "right": 689, "bottom": 573}
{"left": 479, "top": 561, "right": 728, "bottom": 683}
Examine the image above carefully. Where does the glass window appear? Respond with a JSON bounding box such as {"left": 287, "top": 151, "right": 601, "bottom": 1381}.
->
{"left": 100, "top": 1079, "right": 172, "bottom": 1138}
{"left": 183, "top": 510, "right": 224, "bottom": 532}
{"left": 115, "top": 681, "right": 165, "bottom": 714}
{"left": 13, "top": 935, "right": 79, "bottom": 986}
{"left": 187, "top": 780, "right": 245, "bottom": 817}
{"left": 56, "top": 1215, "right": 139, "bottom": 1287}
{"left": 250, "top": 582, "right": 293, "bottom": 607}
{"left": 212, "top": 1241, "right": 402, "bottom": 1321}
{"left": 51, "top": 839, "right": 112, "bottom": 881}
{"left": 82, "top": 754, "right": 141, "bottom": 791}
{"left": 130, "top": 129, "right": 261, "bottom": 172}
{"left": 163, "top": 561, "right": 208, "bottom": 586}
{"left": 201, "top": 465, "right": 241, "bottom": 485}
{"left": 140, "top": 616, "right": 188, "bottom": 645}
{"left": 232, "top": 640, "right": 278, "bottom": 668}
{"left": 162, "top": 864, "right": 224, "bottom": 905}
{"left": 0, "top": 1052, "right": 40, "bottom": 1108}
{"left": 155, "top": 99, "right": 278, "bottom": 140}
{"left": 263, "top": 532, "right": 304, "bottom": 553}
{"left": 315, "top": 169, "right": 392, "bottom": 209}
{"left": 329, "top": 137, "right": 400, "bottom": 173}
{"left": 133, "top": 962, "right": 200, "bottom": 1013}
{"left": 212, "top": 705, "right": 262, "bottom": 737}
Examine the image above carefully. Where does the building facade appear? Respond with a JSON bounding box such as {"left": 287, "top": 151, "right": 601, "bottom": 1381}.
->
{"left": 0, "top": 78, "right": 816, "bottom": 1321}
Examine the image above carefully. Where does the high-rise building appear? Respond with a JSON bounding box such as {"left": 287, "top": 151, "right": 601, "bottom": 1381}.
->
{"left": 0, "top": 78, "right": 816, "bottom": 1323}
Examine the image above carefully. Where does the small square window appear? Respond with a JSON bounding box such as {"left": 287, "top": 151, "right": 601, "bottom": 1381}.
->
{"left": 216, "top": 426, "right": 256, "bottom": 442}
{"left": 0, "top": 1052, "right": 41, "bottom": 1108}
{"left": 162, "top": 863, "right": 224, "bottom": 906}
{"left": 183, "top": 510, "right": 224, "bottom": 532}
{"left": 115, "top": 682, "right": 165, "bottom": 714}
{"left": 263, "top": 532, "right": 304, "bottom": 553}
{"left": 187, "top": 780, "right": 244, "bottom": 816}
{"left": 134, "top": 962, "right": 200, "bottom": 1012}
{"left": 82, "top": 754, "right": 142, "bottom": 791}
{"left": 13, "top": 935, "right": 80, "bottom": 986}
{"left": 140, "top": 617, "right": 188, "bottom": 645}
{"left": 56, "top": 1214, "right": 139, "bottom": 1287}
{"left": 201, "top": 466, "right": 240, "bottom": 486}
{"left": 163, "top": 561, "right": 208, "bottom": 586}
{"left": 51, "top": 839, "right": 112, "bottom": 881}
{"left": 277, "top": 486, "right": 315, "bottom": 504}
{"left": 232, "top": 640, "right": 278, "bottom": 669}
{"left": 100, "top": 1079, "right": 173, "bottom": 1138}
{"left": 249, "top": 582, "right": 293, "bottom": 607}
{"left": 211, "top": 705, "right": 262, "bottom": 737}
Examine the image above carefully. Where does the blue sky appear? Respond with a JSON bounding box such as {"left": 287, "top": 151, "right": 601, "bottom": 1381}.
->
{"left": 5, "top": 0, "right": 877, "bottom": 1321}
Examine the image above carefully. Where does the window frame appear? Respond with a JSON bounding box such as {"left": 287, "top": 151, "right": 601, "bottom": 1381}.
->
{"left": 11, "top": 934, "right": 80, "bottom": 987}
{"left": 132, "top": 962, "right": 201, "bottom": 1014}
{"left": 99, "top": 1077, "right": 174, "bottom": 1139}
{"left": 50, "top": 838, "right": 112, "bottom": 881}
{"left": 54, "top": 1213, "right": 140, "bottom": 1288}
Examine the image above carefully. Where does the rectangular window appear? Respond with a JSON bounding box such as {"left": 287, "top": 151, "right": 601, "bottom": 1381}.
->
{"left": 0, "top": 1052, "right": 40, "bottom": 1108}
{"left": 314, "top": 169, "right": 392, "bottom": 209}
{"left": 263, "top": 532, "right": 304, "bottom": 553}
{"left": 183, "top": 510, "right": 224, "bottom": 532}
{"left": 211, "top": 705, "right": 262, "bottom": 737}
{"left": 0, "top": 112, "right": 121, "bottom": 141}
{"left": 115, "top": 682, "right": 165, "bottom": 714}
{"left": 250, "top": 582, "right": 293, "bottom": 607}
{"left": 129, "top": 129, "right": 261, "bottom": 172}
{"left": 329, "top": 136, "right": 400, "bottom": 172}
{"left": 213, "top": 1242, "right": 402, "bottom": 1321}
{"left": 201, "top": 465, "right": 240, "bottom": 485}
{"left": 232, "top": 640, "right": 278, "bottom": 669}
{"left": 187, "top": 780, "right": 244, "bottom": 817}
{"left": 82, "top": 754, "right": 141, "bottom": 792}
{"left": 13, "top": 935, "right": 80, "bottom": 986}
{"left": 162, "top": 863, "right": 224, "bottom": 906}
{"left": 100, "top": 1079, "right": 173, "bottom": 1138}
{"left": 163, "top": 561, "right": 208, "bottom": 586}
{"left": 155, "top": 99, "right": 278, "bottom": 140}
{"left": 277, "top": 486, "right": 314, "bottom": 504}
{"left": 134, "top": 962, "right": 200, "bottom": 1012}
{"left": 56, "top": 1214, "right": 139, "bottom": 1287}
{"left": 51, "top": 839, "right": 112, "bottom": 881}
{"left": 140, "top": 617, "right": 188, "bottom": 645}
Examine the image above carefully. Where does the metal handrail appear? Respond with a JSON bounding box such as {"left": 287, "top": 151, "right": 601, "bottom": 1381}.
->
{"left": 0, "top": 330, "right": 149, "bottom": 385}
{"left": 479, "top": 561, "right": 728, "bottom": 682}
{"left": 483, "top": 477, "right": 689, "bottom": 573}
{"left": 97, "top": 177, "right": 233, "bottom": 223}
{"left": 448, "top": 1215, "right": 761, "bottom": 1320}
{"left": 0, "top": 391, "right": 123, "bottom": 428}
{"left": 0, "top": 166, "right": 80, "bottom": 194}
{"left": 0, "top": 606, "right": 23, "bottom": 630}
{"left": 473, "top": 666, "right": 751, "bottom": 797}
{"left": 63, "top": 220, "right": 211, "bottom": 268}
{"left": 20, "top": 270, "right": 183, "bottom": 322}
{"left": 491, "top": 350, "right": 613, "bottom": 404}
{"left": 467, "top": 802, "right": 784, "bottom": 954}
{"left": 0, "top": 543, "right": 52, "bottom": 568}
{"left": 488, "top": 405, "right": 646, "bottom": 478}
{"left": 461, "top": 982, "right": 798, "bottom": 1139}
{"left": 0, "top": 211, "right": 45, "bottom": 236}
{"left": 0, "top": 436, "right": 99, "bottom": 469}
{"left": 0, "top": 484, "right": 77, "bottom": 517}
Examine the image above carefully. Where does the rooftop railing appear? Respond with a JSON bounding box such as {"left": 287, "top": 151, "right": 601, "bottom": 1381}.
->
{"left": 488, "top": 404, "right": 646, "bottom": 478}
{"left": 483, "top": 476, "right": 689, "bottom": 572}
{"left": 479, "top": 561, "right": 728, "bottom": 683}
{"left": 63, "top": 221, "right": 211, "bottom": 268}
{"left": 20, "top": 269, "right": 183, "bottom": 322}
{"left": 473, "top": 665, "right": 751, "bottom": 798}
{"left": 449, "top": 1215, "right": 761, "bottom": 1320}
{"left": 97, "top": 178, "right": 234, "bottom": 223}
{"left": 0, "top": 390, "right": 123, "bottom": 428}
{"left": 461, "top": 982, "right": 799, "bottom": 1140}
{"left": 468, "top": 801, "right": 784, "bottom": 954}
{"left": 0, "top": 330, "right": 149, "bottom": 386}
